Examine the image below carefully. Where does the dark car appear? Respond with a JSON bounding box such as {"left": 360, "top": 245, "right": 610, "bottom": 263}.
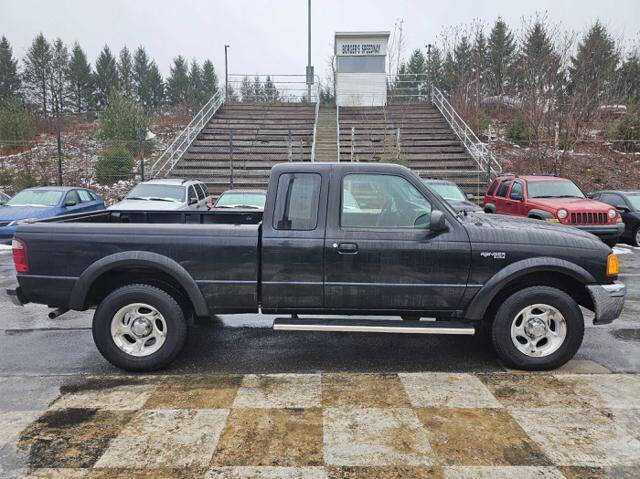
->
{"left": 7, "top": 163, "right": 624, "bottom": 372}
{"left": 590, "top": 190, "right": 640, "bottom": 246}
{"left": 422, "top": 179, "right": 482, "bottom": 213}
{"left": 209, "top": 189, "right": 267, "bottom": 210}
{"left": 0, "top": 187, "right": 104, "bottom": 244}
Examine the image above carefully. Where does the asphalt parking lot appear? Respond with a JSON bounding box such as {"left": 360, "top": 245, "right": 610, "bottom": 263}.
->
{"left": 0, "top": 245, "right": 639, "bottom": 477}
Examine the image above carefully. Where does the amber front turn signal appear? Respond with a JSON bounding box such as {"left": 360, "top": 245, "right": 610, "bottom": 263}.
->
{"left": 607, "top": 253, "right": 619, "bottom": 276}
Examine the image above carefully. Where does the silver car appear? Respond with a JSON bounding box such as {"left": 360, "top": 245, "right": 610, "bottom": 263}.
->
{"left": 109, "top": 179, "right": 211, "bottom": 211}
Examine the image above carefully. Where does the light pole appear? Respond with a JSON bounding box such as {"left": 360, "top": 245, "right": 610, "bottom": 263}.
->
{"left": 224, "top": 44, "right": 230, "bottom": 99}
{"left": 306, "top": 0, "right": 313, "bottom": 101}
{"left": 426, "top": 43, "right": 432, "bottom": 101}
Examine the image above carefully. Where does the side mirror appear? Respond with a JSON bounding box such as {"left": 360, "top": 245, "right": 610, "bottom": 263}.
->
{"left": 188, "top": 197, "right": 197, "bottom": 205}
{"left": 616, "top": 204, "right": 629, "bottom": 213}
{"left": 430, "top": 210, "right": 447, "bottom": 232}
{"left": 65, "top": 199, "right": 77, "bottom": 207}
{"left": 466, "top": 193, "right": 474, "bottom": 201}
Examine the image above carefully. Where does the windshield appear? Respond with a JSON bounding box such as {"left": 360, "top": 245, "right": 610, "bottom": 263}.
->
{"left": 627, "top": 194, "right": 640, "bottom": 210}
{"left": 527, "top": 180, "right": 585, "bottom": 199}
{"left": 125, "top": 184, "right": 185, "bottom": 202}
{"left": 426, "top": 183, "right": 466, "bottom": 201}
{"left": 215, "top": 192, "right": 266, "bottom": 208}
{"left": 6, "top": 190, "right": 63, "bottom": 207}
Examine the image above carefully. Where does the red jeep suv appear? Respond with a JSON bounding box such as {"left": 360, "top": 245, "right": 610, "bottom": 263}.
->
{"left": 483, "top": 175, "right": 624, "bottom": 246}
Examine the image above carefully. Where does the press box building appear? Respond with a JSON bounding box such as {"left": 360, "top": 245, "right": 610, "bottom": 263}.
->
{"left": 334, "top": 31, "right": 390, "bottom": 107}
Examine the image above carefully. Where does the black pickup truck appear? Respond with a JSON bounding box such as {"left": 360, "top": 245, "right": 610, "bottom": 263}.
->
{"left": 7, "top": 163, "right": 626, "bottom": 371}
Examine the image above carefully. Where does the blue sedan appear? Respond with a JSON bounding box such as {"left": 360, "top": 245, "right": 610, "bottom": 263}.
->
{"left": 0, "top": 187, "right": 105, "bottom": 244}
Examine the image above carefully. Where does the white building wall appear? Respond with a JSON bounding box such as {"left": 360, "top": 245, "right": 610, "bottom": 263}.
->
{"left": 336, "top": 73, "right": 387, "bottom": 107}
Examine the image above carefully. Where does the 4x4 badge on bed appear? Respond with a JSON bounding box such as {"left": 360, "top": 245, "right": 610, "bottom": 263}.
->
{"left": 481, "top": 251, "right": 506, "bottom": 259}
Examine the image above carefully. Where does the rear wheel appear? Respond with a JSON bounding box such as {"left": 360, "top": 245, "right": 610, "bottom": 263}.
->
{"left": 491, "top": 286, "right": 584, "bottom": 370}
{"left": 92, "top": 284, "right": 187, "bottom": 371}
{"left": 632, "top": 226, "right": 640, "bottom": 247}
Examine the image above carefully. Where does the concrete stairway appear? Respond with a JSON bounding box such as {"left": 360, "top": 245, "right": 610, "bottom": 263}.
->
{"left": 314, "top": 106, "right": 338, "bottom": 162}
{"left": 338, "top": 103, "right": 486, "bottom": 196}
{"left": 171, "top": 102, "right": 315, "bottom": 195}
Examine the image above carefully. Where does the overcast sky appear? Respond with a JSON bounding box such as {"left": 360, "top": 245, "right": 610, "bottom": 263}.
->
{"left": 2, "top": 0, "right": 639, "bottom": 84}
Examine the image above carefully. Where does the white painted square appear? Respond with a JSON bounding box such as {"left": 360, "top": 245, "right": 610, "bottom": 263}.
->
{"left": 323, "top": 407, "right": 434, "bottom": 466}
{"left": 0, "top": 411, "right": 41, "bottom": 449}
{"left": 511, "top": 408, "right": 640, "bottom": 466}
{"left": 232, "top": 374, "right": 321, "bottom": 409}
{"left": 95, "top": 409, "right": 229, "bottom": 468}
{"left": 50, "top": 384, "right": 156, "bottom": 411}
{"left": 555, "top": 374, "right": 640, "bottom": 409}
{"left": 399, "top": 373, "right": 501, "bottom": 408}
{"left": 444, "top": 466, "right": 565, "bottom": 478}
{"left": 205, "top": 466, "right": 327, "bottom": 479}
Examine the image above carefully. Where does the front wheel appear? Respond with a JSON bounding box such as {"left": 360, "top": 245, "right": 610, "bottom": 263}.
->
{"left": 632, "top": 226, "right": 640, "bottom": 247}
{"left": 92, "top": 284, "right": 188, "bottom": 371}
{"left": 491, "top": 286, "right": 584, "bottom": 370}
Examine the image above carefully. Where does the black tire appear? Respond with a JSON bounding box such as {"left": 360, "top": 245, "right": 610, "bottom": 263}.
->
{"left": 632, "top": 226, "right": 640, "bottom": 247}
{"left": 92, "top": 284, "right": 187, "bottom": 372}
{"left": 491, "top": 286, "right": 584, "bottom": 371}
{"left": 604, "top": 238, "right": 617, "bottom": 248}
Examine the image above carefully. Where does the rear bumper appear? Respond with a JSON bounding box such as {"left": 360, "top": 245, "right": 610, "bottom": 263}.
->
{"left": 6, "top": 287, "right": 28, "bottom": 306}
{"left": 586, "top": 281, "right": 626, "bottom": 325}
{"left": 573, "top": 223, "right": 624, "bottom": 240}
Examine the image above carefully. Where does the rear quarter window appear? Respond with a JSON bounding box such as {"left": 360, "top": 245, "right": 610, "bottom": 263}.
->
{"left": 487, "top": 179, "right": 499, "bottom": 196}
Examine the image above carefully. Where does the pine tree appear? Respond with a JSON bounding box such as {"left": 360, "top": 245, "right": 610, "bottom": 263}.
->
{"left": 454, "top": 36, "right": 473, "bottom": 83}
{"left": 133, "top": 46, "right": 152, "bottom": 108}
{"left": 472, "top": 30, "right": 489, "bottom": 91}
{"left": 517, "top": 20, "right": 561, "bottom": 97}
{"left": 240, "top": 75, "right": 253, "bottom": 101}
{"left": 405, "top": 49, "right": 427, "bottom": 99}
{"left": 148, "top": 62, "right": 164, "bottom": 109}
{"left": 618, "top": 53, "right": 640, "bottom": 104}
{"left": 118, "top": 46, "right": 134, "bottom": 97}
{"left": 201, "top": 59, "right": 219, "bottom": 100}
{"left": 569, "top": 21, "right": 619, "bottom": 110}
{"left": 23, "top": 33, "right": 52, "bottom": 114}
{"left": 442, "top": 51, "right": 457, "bottom": 95}
{"left": 226, "top": 84, "right": 239, "bottom": 101}
{"left": 187, "top": 59, "right": 203, "bottom": 109}
{"left": 487, "top": 18, "right": 516, "bottom": 96}
{"left": 48, "top": 38, "right": 69, "bottom": 116}
{"left": 0, "top": 36, "right": 21, "bottom": 104}
{"left": 68, "top": 43, "right": 93, "bottom": 112}
{"left": 263, "top": 76, "right": 279, "bottom": 102}
{"left": 166, "top": 55, "right": 189, "bottom": 105}
{"left": 94, "top": 45, "right": 118, "bottom": 108}
{"left": 426, "top": 45, "right": 443, "bottom": 92}
{"left": 252, "top": 76, "right": 264, "bottom": 102}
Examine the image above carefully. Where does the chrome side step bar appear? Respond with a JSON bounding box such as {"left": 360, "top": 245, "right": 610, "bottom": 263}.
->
{"left": 273, "top": 318, "right": 475, "bottom": 335}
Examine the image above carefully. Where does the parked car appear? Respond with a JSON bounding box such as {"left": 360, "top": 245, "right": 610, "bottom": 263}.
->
{"left": 110, "top": 179, "right": 211, "bottom": 211}
{"left": 422, "top": 179, "right": 482, "bottom": 213}
{"left": 0, "top": 187, "right": 104, "bottom": 244}
{"left": 589, "top": 190, "right": 640, "bottom": 246}
{"left": 0, "top": 191, "right": 10, "bottom": 205}
{"left": 8, "top": 163, "right": 624, "bottom": 372}
{"left": 209, "top": 189, "right": 267, "bottom": 210}
{"left": 483, "top": 174, "right": 624, "bottom": 246}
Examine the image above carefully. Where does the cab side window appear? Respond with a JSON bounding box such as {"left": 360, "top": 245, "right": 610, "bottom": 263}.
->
{"left": 341, "top": 174, "right": 432, "bottom": 229}
{"left": 509, "top": 181, "right": 523, "bottom": 200}
{"left": 495, "top": 179, "right": 512, "bottom": 198}
{"left": 273, "top": 173, "right": 321, "bottom": 231}
{"left": 78, "top": 190, "right": 92, "bottom": 202}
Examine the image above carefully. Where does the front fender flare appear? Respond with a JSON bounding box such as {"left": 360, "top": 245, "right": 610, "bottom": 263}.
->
{"left": 528, "top": 209, "right": 554, "bottom": 220}
{"left": 464, "top": 256, "right": 595, "bottom": 321}
{"left": 69, "top": 251, "right": 209, "bottom": 317}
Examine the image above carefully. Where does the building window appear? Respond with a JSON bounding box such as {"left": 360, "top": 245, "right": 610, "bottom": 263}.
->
{"left": 337, "top": 56, "right": 385, "bottom": 74}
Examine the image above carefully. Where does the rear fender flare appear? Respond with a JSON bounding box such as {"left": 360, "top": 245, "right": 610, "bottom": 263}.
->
{"left": 69, "top": 251, "right": 209, "bottom": 316}
{"left": 464, "top": 256, "right": 595, "bottom": 321}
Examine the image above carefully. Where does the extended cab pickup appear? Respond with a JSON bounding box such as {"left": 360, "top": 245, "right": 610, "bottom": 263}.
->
{"left": 7, "top": 163, "right": 626, "bottom": 371}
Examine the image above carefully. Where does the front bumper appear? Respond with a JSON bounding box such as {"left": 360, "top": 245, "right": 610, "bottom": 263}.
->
{"left": 573, "top": 223, "right": 625, "bottom": 240}
{"left": 6, "top": 286, "right": 28, "bottom": 306}
{"left": 586, "top": 281, "right": 626, "bottom": 325}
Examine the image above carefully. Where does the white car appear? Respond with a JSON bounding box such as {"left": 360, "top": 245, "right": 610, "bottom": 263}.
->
{"left": 109, "top": 179, "right": 211, "bottom": 211}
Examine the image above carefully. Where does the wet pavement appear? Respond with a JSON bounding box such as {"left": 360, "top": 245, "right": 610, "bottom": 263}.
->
{"left": 0, "top": 245, "right": 639, "bottom": 477}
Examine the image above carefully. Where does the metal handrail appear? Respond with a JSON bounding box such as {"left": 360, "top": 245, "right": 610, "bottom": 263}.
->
{"left": 310, "top": 82, "right": 320, "bottom": 162}
{"left": 336, "top": 105, "right": 340, "bottom": 162}
{"left": 149, "top": 89, "right": 225, "bottom": 177}
{"left": 430, "top": 86, "right": 501, "bottom": 175}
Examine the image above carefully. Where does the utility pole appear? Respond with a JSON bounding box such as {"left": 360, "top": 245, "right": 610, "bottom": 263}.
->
{"left": 224, "top": 45, "right": 230, "bottom": 99}
{"left": 306, "top": 0, "right": 313, "bottom": 101}
{"left": 426, "top": 43, "right": 432, "bottom": 101}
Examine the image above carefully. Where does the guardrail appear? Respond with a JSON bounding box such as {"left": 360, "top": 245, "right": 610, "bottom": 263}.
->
{"left": 149, "top": 89, "right": 225, "bottom": 178}
{"left": 430, "top": 86, "right": 501, "bottom": 176}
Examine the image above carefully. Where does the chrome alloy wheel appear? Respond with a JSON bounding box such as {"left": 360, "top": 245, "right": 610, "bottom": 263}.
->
{"left": 110, "top": 303, "right": 167, "bottom": 357}
{"left": 510, "top": 304, "right": 567, "bottom": 357}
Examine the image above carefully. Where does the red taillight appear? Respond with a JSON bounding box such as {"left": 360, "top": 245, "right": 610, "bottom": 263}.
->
{"left": 12, "top": 239, "right": 28, "bottom": 273}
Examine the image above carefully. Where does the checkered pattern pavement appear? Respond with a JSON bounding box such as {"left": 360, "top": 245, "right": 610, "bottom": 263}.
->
{"left": 1, "top": 370, "right": 639, "bottom": 478}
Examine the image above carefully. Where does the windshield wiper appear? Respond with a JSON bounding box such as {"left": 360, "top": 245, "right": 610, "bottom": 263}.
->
{"left": 147, "top": 197, "right": 177, "bottom": 202}
{"left": 554, "top": 195, "right": 583, "bottom": 198}
{"left": 124, "top": 197, "right": 145, "bottom": 201}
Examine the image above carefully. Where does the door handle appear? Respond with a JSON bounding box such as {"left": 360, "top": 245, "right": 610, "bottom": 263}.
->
{"left": 335, "top": 242, "right": 358, "bottom": 254}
